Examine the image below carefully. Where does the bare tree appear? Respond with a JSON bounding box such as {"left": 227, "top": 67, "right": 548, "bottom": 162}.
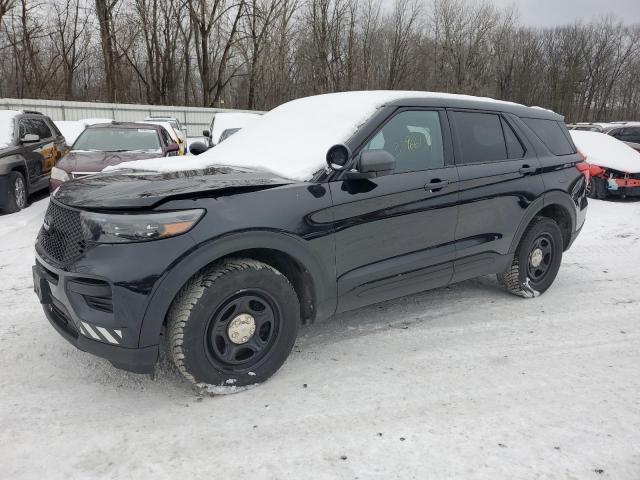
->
{"left": 51, "top": 0, "right": 89, "bottom": 99}
{"left": 95, "top": 0, "right": 120, "bottom": 102}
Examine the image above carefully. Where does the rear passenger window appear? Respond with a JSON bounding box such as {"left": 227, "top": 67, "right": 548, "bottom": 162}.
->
{"left": 522, "top": 118, "right": 575, "bottom": 155}
{"left": 501, "top": 118, "right": 525, "bottom": 158}
{"left": 451, "top": 111, "right": 507, "bottom": 164}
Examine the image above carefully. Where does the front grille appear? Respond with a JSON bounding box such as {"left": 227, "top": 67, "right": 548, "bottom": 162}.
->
{"left": 37, "top": 201, "right": 87, "bottom": 266}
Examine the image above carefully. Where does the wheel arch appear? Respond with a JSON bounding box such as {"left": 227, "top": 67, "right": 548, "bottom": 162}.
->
{"left": 138, "top": 230, "right": 336, "bottom": 348}
{"left": 509, "top": 191, "right": 576, "bottom": 254}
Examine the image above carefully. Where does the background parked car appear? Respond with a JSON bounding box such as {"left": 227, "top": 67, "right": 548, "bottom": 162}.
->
{"left": 203, "top": 112, "right": 261, "bottom": 147}
{"left": 568, "top": 121, "right": 640, "bottom": 152}
{"left": 143, "top": 116, "right": 188, "bottom": 152}
{"left": 50, "top": 122, "right": 180, "bottom": 190}
{"left": 570, "top": 130, "right": 640, "bottom": 199}
{"left": 53, "top": 120, "right": 95, "bottom": 147}
{"left": 601, "top": 122, "right": 640, "bottom": 152}
{"left": 0, "top": 110, "right": 67, "bottom": 212}
{"left": 137, "top": 120, "right": 186, "bottom": 155}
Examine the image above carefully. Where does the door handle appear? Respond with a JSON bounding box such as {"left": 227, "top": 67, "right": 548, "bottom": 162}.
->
{"left": 519, "top": 164, "right": 537, "bottom": 174}
{"left": 425, "top": 178, "right": 449, "bottom": 192}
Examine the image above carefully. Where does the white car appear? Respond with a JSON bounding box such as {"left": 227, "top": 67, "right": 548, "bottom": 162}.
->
{"left": 144, "top": 116, "right": 187, "bottom": 152}
{"left": 138, "top": 120, "right": 186, "bottom": 155}
{"left": 570, "top": 130, "right": 640, "bottom": 199}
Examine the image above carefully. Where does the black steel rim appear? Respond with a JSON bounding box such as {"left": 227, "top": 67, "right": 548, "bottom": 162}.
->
{"left": 527, "top": 233, "right": 554, "bottom": 284}
{"left": 204, "top": 290, "right": 280, "bottom": 371}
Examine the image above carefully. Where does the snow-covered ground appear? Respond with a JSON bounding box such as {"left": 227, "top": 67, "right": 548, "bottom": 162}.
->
{"left": 0, "top": 197, "right": 639, "bottom": 479}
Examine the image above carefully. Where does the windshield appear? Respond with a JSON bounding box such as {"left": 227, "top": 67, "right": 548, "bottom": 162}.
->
{"left": 73, "top": 127, "right": 161, "bottom": 152}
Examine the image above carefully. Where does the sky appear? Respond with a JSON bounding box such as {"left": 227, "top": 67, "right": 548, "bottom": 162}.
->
{"left": 490, "top": 0, "right": 640, "bottom": 26}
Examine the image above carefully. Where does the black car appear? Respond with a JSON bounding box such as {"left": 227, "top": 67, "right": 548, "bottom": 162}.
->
{"left": 0, "top": 110, "right": 67, "bottom": 213}
{"left": 32, "top": 93, "right": 588, "bottom": 388}
{"left": 601, "top": 123, "right": 640, "bottom": 152}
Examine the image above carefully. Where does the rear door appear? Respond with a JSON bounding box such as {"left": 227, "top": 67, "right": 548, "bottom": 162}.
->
{"left": 330, "top": 108, "right": 460, "bottom": 312}
{"left": 448, "top": 109, "right": 545, "bottom": 283}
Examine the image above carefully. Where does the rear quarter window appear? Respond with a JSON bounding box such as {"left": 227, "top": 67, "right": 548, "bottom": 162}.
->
{"left": 522, "top": 118, "right": 575, "bottom": 155}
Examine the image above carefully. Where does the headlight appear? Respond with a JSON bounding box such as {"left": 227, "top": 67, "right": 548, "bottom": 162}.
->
{"left": 51, "top": 166, "right": 70, "bottom": 182}
{"left": 80, "top": 209, "right": 204, "bottom": 243}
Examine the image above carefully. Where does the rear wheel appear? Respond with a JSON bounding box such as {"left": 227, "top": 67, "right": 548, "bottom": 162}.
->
{"left": 167, "top": 258, "right": 300, "bottom": 387}
{"left": 3, "top": 172, "right": 28, "bottom": 213}
{"left": 498, "top": 217, "right": 563, "bottom": 298}
{"left": 587, "top": 177, "right": 607, "bottom": 199}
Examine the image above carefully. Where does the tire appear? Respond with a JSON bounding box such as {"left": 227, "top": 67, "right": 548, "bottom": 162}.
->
{"left": 167, "top": 258, "right": 300, "bottom": 387}
{"left": 3, "top": 172, "right": 28, "bottom": 213}
{"left": 587, "top": 177, "right": 607, "bottom": 199}
{"left": 497, "top": 216, "right": 563, "bottom": 298}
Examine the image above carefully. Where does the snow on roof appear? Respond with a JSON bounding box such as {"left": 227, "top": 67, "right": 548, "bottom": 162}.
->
{"left": 54, "top": 120, "right": 87, "bottom": 146}
{"left": 107, "top": 91, "right": 530, "bottom": 181}
{"left": 0, "top": 110, "right": 20, "bottom": 149}
{"left": 210, "top": 112, "right": 262, "bottom": 144}
{"left": 570, "top": 130, "right": 640, "bottom": 174}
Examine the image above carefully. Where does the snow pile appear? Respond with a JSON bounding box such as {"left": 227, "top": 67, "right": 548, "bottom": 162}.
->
{"left": 107, "top": 91, "right": 526, "bottom": 181}
{"left": 210, "top": 112, "right": 262, "bottom": 144}
{"left": 54, "top": 120, "right": 87, "bottom": 146}
{"left": 570, "top": 130, "right": 640, "bottom": 173}
{"left": 0, "top": 110, "right": 19, "bottom": 148}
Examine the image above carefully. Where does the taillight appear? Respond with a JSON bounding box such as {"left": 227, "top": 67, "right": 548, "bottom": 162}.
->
{"left": 576, "top": 161, "right": 590, "bottom": 183}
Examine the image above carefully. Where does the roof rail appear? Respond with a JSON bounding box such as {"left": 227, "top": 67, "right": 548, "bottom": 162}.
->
{"left": 21, "top": 110, "right": 43, "bottom": 115}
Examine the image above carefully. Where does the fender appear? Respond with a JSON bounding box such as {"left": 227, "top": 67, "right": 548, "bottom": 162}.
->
{"left": 0, "top": 152, "right": 29, "bottom": 178}
{"left": 137, "top": 229, "right": 337, "bottom": 347}
{"left": 508, "top": 190, "right": 577, "bottom": 254}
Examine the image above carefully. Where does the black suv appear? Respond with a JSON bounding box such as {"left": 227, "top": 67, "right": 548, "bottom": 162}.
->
{"left": 32, "top": 93, "right": 588, "bottom": 388}
{"left": 0, "top": 110, "right": 67, "bottom": 213}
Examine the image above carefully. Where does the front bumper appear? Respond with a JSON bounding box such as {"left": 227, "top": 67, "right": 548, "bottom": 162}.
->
{"left": 33, "top": 253, "right": 161, "bottom": 373}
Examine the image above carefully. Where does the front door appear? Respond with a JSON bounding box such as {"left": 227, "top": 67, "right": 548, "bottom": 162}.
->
{"left": 330, "top": 109, "right": 460, "bottom": 312}
{"left": 18, "top": 117, "right": 57, "bottom": 190}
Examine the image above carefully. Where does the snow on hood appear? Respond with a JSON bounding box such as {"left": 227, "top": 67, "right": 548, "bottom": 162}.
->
{"left": 0, "top": 110, "right": 19, "bottom": 149}
{"left": 106, "top": 91, "right": 524, "bottom": 181}
{"left": 570, "top": 130, "right": 640, "bottom": 174}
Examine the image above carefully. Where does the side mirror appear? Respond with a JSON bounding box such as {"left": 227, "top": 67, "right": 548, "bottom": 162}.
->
{"left": 358, "top": 150, "right": 396, "bottom": 175}
{"left": 22, "top": 133, "right": 40, "bottom": 144}
{"left": 165, "top": 143, "right": 180, "bottom": 155}
{"left": 190, "top": 141, "right": 209, "bottom": 155}
{"left": 326, "top": 144, "right": 352, "bottom": 171}
{"left": 202, "top": 129, "right": 211, "bottom": 138}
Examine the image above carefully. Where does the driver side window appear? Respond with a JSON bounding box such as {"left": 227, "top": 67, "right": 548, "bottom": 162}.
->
{"left": 362, "top": 110, "right": 444, "bottom": 173}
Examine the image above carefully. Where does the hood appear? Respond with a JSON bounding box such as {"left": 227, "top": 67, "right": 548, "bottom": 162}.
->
{"left": 53, "top": 165, "right": 295, "bottom": 209}
{"left": 57, "top": 150, "right": 164, "bottom": 172}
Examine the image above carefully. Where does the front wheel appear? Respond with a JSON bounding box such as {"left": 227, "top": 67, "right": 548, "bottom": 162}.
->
{"left": 498, "top": 216, "right": 563, "bottom": 298}
{"left": 167, "top": 258, "right": 300, "bottom": 388}
{"left": 2, "top": 172, "right": 28, "bottom": 213}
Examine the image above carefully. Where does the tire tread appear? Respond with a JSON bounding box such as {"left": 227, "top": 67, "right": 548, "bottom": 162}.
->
{"left": 167, "top": 258, "right": 290, "bottom": 385}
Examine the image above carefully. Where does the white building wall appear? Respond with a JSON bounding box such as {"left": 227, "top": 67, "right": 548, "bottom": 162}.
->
{"left": 0, "top": 98, "right": 261, "bottom": 136}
